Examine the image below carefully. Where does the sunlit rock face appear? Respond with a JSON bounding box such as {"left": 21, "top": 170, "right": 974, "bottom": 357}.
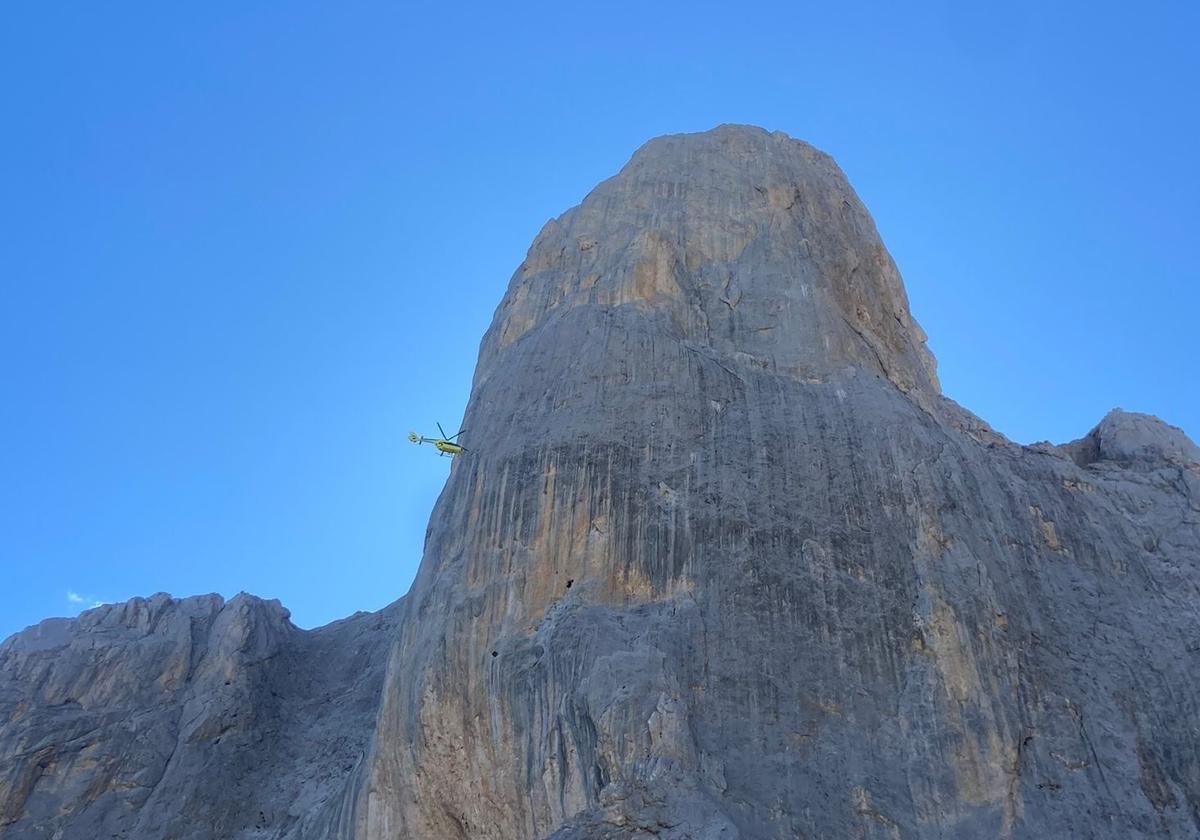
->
{"left": 3, "top": 126, "right": 1199, "bottom": 839}
{"left": 474, "top": 126, "right": 939, "bottom": 403}
{"left": 350, "top": 126, "right": 1200, "bottom": 839}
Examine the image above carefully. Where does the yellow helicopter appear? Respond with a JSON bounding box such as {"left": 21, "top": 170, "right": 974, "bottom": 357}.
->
{"left": 408, "top": 423, "right": 467, "bottom": 457}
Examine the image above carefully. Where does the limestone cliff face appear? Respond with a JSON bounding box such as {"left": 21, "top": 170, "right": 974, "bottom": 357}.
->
{"left": 3, "top": 126, "right": 1199, "bottom": 839}
{"left": 350, "top": 126, "right": 1200, "bottom": 839}
{"left": 474, "top": 127, "right": 939, "bottom": 403}
{"left": 0, "top": 593, "right": 400, "bottom": 838}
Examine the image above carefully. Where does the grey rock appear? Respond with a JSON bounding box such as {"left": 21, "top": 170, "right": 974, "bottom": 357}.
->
{"left": 1053, "top": 408, "right": 1200, "bottom": 470}
{"left": 3, "top": 125, "right": 1198, "bottom": 839}
{"left": 0, "top": 592, "right": 401, "bottom": 838}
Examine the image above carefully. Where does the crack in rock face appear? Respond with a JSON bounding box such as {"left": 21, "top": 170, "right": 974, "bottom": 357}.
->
{"left": 2, "top": 125, "right": 1199, "bottom": 840}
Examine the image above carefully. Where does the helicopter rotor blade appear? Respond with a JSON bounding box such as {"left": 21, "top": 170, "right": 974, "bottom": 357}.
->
{"left": 449, "top": 428, "right": 465, "bottom": 440}
{"left": 437, "top": 422, "right": 448, "bottom": 439}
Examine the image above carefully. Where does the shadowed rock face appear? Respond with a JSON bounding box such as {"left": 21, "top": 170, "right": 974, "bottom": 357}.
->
{"left": 0, "top": 593, "right": 401, "bottom": 838}
{"left": 3, "top": 125, "right": 1199, "bottom": 839}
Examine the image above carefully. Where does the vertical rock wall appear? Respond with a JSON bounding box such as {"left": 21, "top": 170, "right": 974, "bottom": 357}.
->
{"left": 350, "top": 127, "right": 1200, "bottom": 839}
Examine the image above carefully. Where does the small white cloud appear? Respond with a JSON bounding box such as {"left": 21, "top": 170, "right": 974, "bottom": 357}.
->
{"left": 66, "top": 591, "right": 105, "bottom": 610}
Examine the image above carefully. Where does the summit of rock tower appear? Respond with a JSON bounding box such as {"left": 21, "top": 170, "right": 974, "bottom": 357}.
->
{"left": 477, "top": 125, "right": 939, "bottom": 403}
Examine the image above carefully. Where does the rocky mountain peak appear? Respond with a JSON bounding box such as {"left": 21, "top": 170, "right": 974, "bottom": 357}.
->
{"left": 477, "top": 125, "right": 939, "bottom": 402}
{"left": 1061, "top": 408, "right": 1200, "bottom": 468}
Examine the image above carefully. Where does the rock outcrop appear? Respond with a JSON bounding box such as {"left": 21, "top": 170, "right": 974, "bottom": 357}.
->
{"left": 3, "top": 125, "right": 1198, "bottom": 839}
{"left": 0, "top": 594, "right": 400, "bottom": 838}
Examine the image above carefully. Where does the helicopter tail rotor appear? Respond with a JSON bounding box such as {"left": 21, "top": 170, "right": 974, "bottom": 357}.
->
{"left": 408, "top": 432, "right": 420, "bottom": 444}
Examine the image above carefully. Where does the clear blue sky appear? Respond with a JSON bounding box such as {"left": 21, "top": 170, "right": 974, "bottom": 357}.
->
{"left": 2, "top": 2, "right": 1196, "bottom": 640}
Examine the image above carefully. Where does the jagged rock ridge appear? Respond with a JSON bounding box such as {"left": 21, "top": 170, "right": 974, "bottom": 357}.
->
{"left": 1, "top": 593, "right": 400, "bottom": 837}
{"left": 3, "top": 125, "right": 1198, "bottom": 839}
